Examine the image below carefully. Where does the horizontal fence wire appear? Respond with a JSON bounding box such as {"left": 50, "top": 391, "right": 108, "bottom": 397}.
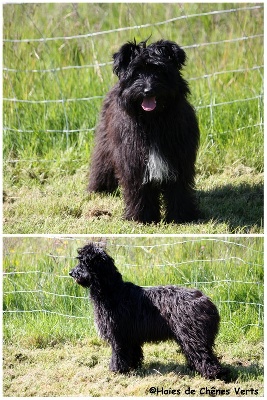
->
{"left": 3, "top": 38, "right": 263, "bottom": 75}
{"left": 3, "top": 5, "right": 262, "bottom": 43}
{"left": 3, "top": 237, "right": 264, "bottom": 330}
{"left": 3, "top": 4, "right": 263, "bottom": 150}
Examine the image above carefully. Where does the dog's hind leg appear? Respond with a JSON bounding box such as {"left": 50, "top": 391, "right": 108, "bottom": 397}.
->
{"left": 131, "top": 345, "right": 144, "bottom": 369}
{"left": 190, "top": 351, "right": 223, "bottom": 380}
{"left": 88, "top": 144, "right": 118, "bottom": 193}
{"left": 177, "top": 338, "right": 223, "bottom": 380}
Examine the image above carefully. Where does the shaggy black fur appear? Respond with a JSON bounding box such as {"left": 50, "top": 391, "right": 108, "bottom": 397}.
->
{"left": 88, "top": 39, "right": 200, "bottom": 224}
{"left": 69, "top": 243, "right": 225, "bottom": 380}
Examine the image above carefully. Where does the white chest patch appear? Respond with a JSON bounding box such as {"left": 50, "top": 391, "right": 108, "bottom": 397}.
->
{"left": 143, "top": 147, "right": 177, "bottom": 184}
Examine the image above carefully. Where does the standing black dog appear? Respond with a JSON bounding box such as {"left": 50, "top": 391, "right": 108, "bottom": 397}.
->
{"left": 69, "top": 243, "right": 225, "bottom": 380}
{"left": 88, "top": 39, "right": 200, "bottom": 224}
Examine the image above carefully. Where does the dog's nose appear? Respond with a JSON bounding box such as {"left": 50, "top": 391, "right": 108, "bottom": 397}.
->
{"left": 69, "top": 270, "right": 73, "bottom": 277}
{"left": 143, "top": 87, "right": 155, "bottom": 97}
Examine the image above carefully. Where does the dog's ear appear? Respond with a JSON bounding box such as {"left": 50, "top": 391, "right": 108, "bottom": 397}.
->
{"left": 113, "top": 40, "right": 143, "bottom": 77}
{"left": 154, "top": 40, "right": 186, "bottom": 69}
{"left": 77, "top": 243, "right": 105, "bottom": 262}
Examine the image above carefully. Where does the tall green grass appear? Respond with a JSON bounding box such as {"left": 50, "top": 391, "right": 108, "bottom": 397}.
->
{"left": 3, "top": 237, "right": 263, "bottom": 348}
{"left": 3, "top": 2, "right": 263, "bottom": 187}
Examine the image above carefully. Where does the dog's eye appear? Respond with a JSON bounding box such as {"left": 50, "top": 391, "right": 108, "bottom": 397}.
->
{"left": 133, "top": 71, "right": 142, "bottom": 79}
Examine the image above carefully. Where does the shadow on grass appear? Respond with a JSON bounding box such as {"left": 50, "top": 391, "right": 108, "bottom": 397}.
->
{"left": 136, "top": 361, "right": 193, "bottom": 377}
{"left": 198, "top": 181, "right": 264, "bottom": 232}
{"left": 136, "top": 361, "right": 263, "bottom": 383}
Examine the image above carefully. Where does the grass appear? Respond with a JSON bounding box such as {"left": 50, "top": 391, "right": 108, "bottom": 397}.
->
{"left": 3, "top": 3, "right": 264, "bottom": 234}
{"left": 3, "top": 341, "right": 264, "bottom": 396}
{"left": 2, "top": 4, "right": 264, "bottom": 394}
{"left": 3, "top": 237, "right": 264, "bottom": 396}
{"left": 3, "top": 237, "right": 263, "bottom": 345}
{"left": 3, "top": 166, "right": 263, "bottom": 234}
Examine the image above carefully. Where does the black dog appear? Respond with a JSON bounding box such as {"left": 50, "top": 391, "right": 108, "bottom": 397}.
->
{"left": 88, "top": 39, "right": 200, "bottom": 224}
{"left": 69, "top": 243, "right": 225, "bottom": 379}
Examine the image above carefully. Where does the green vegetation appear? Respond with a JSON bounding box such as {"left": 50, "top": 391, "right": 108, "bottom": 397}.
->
{"left": 2, "top": 4, "right": 264, "bottom": 395}
{"left": 3, "top": 3, "right": 264, "bottom": 233}
{"left": 3, "top": 237, "right": 263, "bottom": 346}
{"left": 3, "top": 237, "right": 264, "bottom": 396}
{"left": 3, "top": 341, "right": 264, "bottom": 396}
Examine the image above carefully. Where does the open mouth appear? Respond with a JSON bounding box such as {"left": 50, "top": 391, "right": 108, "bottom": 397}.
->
{"left": 141, "top": 96, "right": 156, "bottom": 111}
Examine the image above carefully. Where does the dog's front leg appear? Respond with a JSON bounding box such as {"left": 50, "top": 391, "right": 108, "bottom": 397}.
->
{"left": 163, "top": 181, "right": 199, "bottom": 223}
{"left": 110, "top": 347, "right": 130, "bottom": 373}
{"left": 123, "top": 182, "right": 161, "bottom": 224}
{"left": 110, "top": 344, "right": 143, "bottom": 373}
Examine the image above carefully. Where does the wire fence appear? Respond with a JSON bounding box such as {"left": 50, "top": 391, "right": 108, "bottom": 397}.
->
{"left": 3, "top": 3, "right": 264, "bottom": 165}
{"left": 3, "top": 5, "right": 263, "bottom": 44}
{"left": 3, "top": 237, "right": 264, "bottom": 332}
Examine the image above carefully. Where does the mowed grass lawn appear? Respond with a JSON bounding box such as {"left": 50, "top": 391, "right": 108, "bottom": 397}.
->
{"left": 3, "top": 3, "right": 263, "bottom": 234}
{"left": 3, "top": 237, "right": 264, "bottom": 396}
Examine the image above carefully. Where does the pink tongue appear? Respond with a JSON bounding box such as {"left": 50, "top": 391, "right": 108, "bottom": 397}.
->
{"left": 142, "top": 97, "right": 156, "bottom": 111}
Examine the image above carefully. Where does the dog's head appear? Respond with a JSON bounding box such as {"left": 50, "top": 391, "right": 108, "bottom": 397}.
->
{"left": 113, "top": 39, "right": 189, "bottom": 114}
{"left": 69, "top": 243, "right": 122, "bottom": 288}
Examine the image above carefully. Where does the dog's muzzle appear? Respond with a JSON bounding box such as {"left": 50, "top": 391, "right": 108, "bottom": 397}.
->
{"left": 69, "top": 268, "right": 89, "bottom": 287}
{"left": 69, "top": 269, "right": 78, "bottom": 282}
